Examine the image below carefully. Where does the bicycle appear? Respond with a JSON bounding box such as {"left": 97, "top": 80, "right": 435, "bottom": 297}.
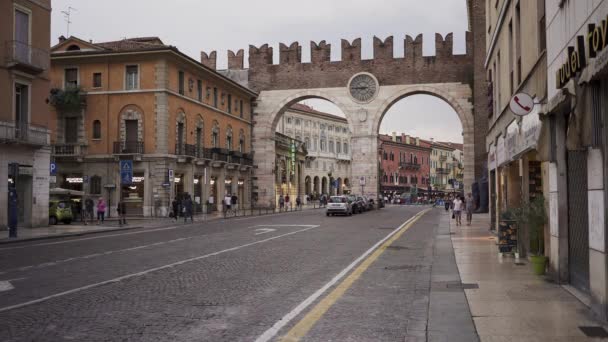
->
{"left": 224, "top": 208, "right": 237, "bottom": 218}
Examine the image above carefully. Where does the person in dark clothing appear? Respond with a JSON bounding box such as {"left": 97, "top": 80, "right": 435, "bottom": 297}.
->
{"left": 84, "top": 197, "right": 94, "bottom": 225}
{"left": 183, "top": 195, "right": 194, "bottom": 223}
{"left": 231, "top": 194, "right": 238, "bottom": 211}
{"left": 296, "top": 197, "right": 302, "bottom": 209}
{"left": 117, "top": 199, "right": 127, "bottom": 226}
{"left": 172, "top": 198, "right": 180, "bottom": 221}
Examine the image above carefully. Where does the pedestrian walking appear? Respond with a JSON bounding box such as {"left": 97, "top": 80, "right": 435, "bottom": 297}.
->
{"left": 285, "top": 195, "right": 290, "bottom": 209}
{"left": 231, "top": 194, "right": 238, "bottom": 212}
{"left": 224, "top": 194, "right": 232, "bottom": 211}
{"left": 453, "top": 196, "right": 463, "bottom": 226}
{"left": 444, "top": 196, "right": 450, "bottom": 212}
{"left": 465, "top": 192, "right": 475, "bottom": 225}
{"left": 84, "top": 197, "right": 94, "bottom": 225}
{"left": 96, "top": 197, "right": 106, "bottom": 224}
{"left": 117, "top": 199, "right": 127, "bottom": 226}
{"left": 279, "top": 195, "right": 285, "bottom": 210}
{"left": 296, "top": 196, "right": 301, "bottom": 209}
{"left": 184, "top": 195, "right": 194, "bottom": 223}
{"left": 171, "top": 197, "right": 180, "bottom": 221}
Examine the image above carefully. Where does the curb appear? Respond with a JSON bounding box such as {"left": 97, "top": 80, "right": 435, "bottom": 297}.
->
{"left": 0, "top": 225, "right": 145, "bottom": 245}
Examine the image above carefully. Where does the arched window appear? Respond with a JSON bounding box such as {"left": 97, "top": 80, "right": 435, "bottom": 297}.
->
{"left": 329, "top": 140, "right": 334, "bottom": 153}
{"left": 67, "top": 44, "right": 81, "bottom": 51}
{"left": 336, "top": 141, "right": 341, "bottom": 154}
{"left": 92, "top": 120, "right": 101, "bottom": 139}
{"left": 212, "top": 121, "right": 219, "bottom": 148}
{"left": 196, "top": 116, "right": 204, "bottom": 155}
{"left": 414, "top": 156, "right": 418, "bottom": 164}
{"left": 225, "top": 125, "right": 233, "bottom": 150}
{"left": 390, "top": 175, "right": 394, "bottom": 183}
{"left": 383, "top": 174, "right": 388, "bottom": 182}
{"left": 320, "top": 138, "right": 327, "bottom": 151}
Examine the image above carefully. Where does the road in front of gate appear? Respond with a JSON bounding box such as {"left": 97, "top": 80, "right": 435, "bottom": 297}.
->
{"left": 0, "top": 205, "right": 474, "bottom": 342}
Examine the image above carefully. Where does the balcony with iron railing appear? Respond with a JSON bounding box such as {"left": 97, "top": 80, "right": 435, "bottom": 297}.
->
{"left": 52, "top": 144, "right": 87, "bottom": 157}
{"left": 175, "top": 143, "right": 197, "bottom": 157}
{"left": 436, "top": 167, "right": 450, "bottom": 175}
{"left": 0, "top": 121, "right": 48, "bottom": 146}
{"left": 5, "top": 40, "right": 49, "bottom": 74}
{"left": 113, "top": 141, "right": 144, "bottom": 154}
{"left": 399, "top": 162, "right": 421, "bottom": 170}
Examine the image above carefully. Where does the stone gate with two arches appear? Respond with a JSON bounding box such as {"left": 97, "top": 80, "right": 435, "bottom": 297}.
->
{"left": 201, "top": 1, "right": 487, "bottom": 207}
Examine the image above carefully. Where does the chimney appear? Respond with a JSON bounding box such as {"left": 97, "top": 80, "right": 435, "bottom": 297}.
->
{"left": 416, "top": 137, "right": 420, "bottom": 146}
{"left": 430, "top": 137, "right": 434, "bottom": 142}
{"left": 58, "top": 35, "right": 66, "bottom": 44}
{"left": 392, "top": 132, "right": 396, "bottom": 142}
{"left": 405, "top": 135, "right": 410, "bottom": 145}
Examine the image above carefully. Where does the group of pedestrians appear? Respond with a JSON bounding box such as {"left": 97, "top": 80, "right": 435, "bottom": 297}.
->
{"left": 81, "top": 197, "right": 128, "bottom": 226}
{"left": 277, "top": 195, "right": 303, "bottom": 210}
{"left": 444, "top": 193, "right": 475, "bottom": 226}
{"left": 171, "top": 193, "right": 194, "bottom": 223}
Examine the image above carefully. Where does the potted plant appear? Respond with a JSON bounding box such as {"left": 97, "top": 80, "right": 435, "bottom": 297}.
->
{"left": 49, "top": 87, "right": 87, "bottom": 113}
{"left": 512, "top": 195, "right": 548, "bottom": 275}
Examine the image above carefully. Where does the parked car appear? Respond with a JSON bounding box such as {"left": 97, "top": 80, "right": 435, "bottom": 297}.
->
{"left": 362, "top": 196, "right": 374, "bottom": 211}
{"left": 326, "top": 196, "right": 353, "bottom": 216}
{"left": 356, "top": 196, "right": 369, "bottom": 212}
{"left": 347, "top": 194, "right": 363, "bottom": 214}
{"left": 49, "top": 200, "right": 73, "bottom": 225}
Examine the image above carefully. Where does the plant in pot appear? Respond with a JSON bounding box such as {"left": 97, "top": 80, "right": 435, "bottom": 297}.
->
{"left": 512, "top": 195, "right": 548, "bottom": 275}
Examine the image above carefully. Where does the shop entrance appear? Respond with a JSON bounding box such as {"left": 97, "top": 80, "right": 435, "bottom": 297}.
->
{"left": 238, "top": 179, "right": 245, "bottom": 207}
{"left": 174, "top": 173, "right": 184, "bottom": 198}
{"left": 209, "top": 176, "right": 217, "bottom": 211}
{"left": 567, "top": 150, "right": 590, "bottom": 293}
{"left": 121, "top": 172, "right": 144, "bottom": 216}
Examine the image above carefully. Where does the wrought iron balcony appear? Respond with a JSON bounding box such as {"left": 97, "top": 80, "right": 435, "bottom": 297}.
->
{"left": 211, "top": 148, "right": 228, "bottom": 162}
{"left": 175, "top": 143, "right": 197, "bottom": 157}
{"left": 52, "top": 144, "right": 87, "bottom": 156}
{"left": 436, "top": 167, "right": 450, "bottom": 174}
{"left": 399, "top": 162, "right": 421, "bottom": 170}
{"left": 0, "top": 121, "right": 48, "bottom": 146}
{"left": 5, "top": 40, "right": 49, "bottom": 74}
{"left": 113, "top": 141, "right": 144, "bottom": 154}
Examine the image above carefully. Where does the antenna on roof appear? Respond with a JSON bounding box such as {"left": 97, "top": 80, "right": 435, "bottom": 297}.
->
{"left": 61, "top": 6, "right": 77, "bottom": 37}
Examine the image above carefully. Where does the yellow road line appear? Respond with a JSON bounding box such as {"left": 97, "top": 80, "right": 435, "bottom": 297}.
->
{"left": 279, "top": 209, "right": 430, "bottom": 342}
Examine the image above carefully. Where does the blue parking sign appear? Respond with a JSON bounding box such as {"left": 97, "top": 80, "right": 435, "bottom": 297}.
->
{"left": 50, "top": 162, "right": 57, "bottom": 176}
{"left": 120, "top": 160, "right": 133, "bottom": 185}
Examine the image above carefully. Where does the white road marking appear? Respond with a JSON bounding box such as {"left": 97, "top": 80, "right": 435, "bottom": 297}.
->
{"left": 0, "top": 281, "right": 14, "bottom": 292}
{"left": 2, "top": 237, "right": 190, "bottom": 274}
{"left": 254, "top": 211, "right": 425, "bottom": 342}
{"left": 0, "top": 225, "right": 320, "bottom": 314}
{"left": 254, "top": 228, "right": 277, "bottom": 235}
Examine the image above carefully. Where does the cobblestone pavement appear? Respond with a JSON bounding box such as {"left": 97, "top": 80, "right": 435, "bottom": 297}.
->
{"left": 0, "top": 206, "right": 474, "bottom": 342}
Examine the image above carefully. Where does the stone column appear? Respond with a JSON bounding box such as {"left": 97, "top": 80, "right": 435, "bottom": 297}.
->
{"left": 351, "top": 134, "right": 379, "bottom": 197}
{"left": 587, "top": 148, "right": 607, "bottom": 320}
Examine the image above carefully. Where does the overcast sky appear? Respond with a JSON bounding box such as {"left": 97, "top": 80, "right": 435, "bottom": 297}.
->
{"left": 51, "top": 0, "right": 466, "bottom": 143}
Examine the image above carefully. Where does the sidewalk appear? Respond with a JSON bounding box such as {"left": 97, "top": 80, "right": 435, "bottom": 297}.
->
{"left": 450, "top": 213, "right": 608, "bottom": 341}
{"left": 0, "top": 205, "right": 323, "bottom": 244}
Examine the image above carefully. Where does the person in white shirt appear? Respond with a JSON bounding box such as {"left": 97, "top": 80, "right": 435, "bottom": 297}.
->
{"left": 224, "top": 194, "right": 232, "bottom": 211}
{"left": 453, "top": 196, "right": 463, "bottom": 226}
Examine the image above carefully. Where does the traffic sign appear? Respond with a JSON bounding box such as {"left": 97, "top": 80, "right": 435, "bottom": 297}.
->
{"left": 359, "top": 176, "right": 366, "bottom": 186}
{"left": 509, "top": 93, "right": 534, "bottom": 116}
{"left": 50, "top": 162, "right": 56, "bottom": 176}
{"left": 120, "top": 160, "right": 133, "bottom": 185}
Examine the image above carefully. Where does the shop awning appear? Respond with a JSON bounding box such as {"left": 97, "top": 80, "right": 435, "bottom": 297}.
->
{"left": 50, "top": 187, "right": 85, "bottom": 196}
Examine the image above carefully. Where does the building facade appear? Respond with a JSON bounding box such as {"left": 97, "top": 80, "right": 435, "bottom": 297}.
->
{"left": 484, "top": 0, "right": 547, "bottom": 256}
{"left": 544, "top": 0, "right": 608, "bottom": 320}
{"left": 0, "top": 0, "right": 52, "bottom": 229}
{"left": 427, "top": 140, "right": 456, "bottom": 191}
{"left": 49, "top": 36, "right": 257, "bottom": 217}
{"left": 275, "top": 104, "right": 351, "bottom": 199}
{"left": 379, "top": 134, "right": 431, "bottom": 196}
{"left": 273, "top": 132, "right": 307, "bottom": 207}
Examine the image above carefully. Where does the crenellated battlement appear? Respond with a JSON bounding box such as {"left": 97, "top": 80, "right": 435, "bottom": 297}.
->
{"left": 200, "top": 33, "right": 474, "bottom": 90}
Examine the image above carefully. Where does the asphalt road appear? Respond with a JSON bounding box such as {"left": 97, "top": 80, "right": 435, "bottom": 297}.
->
{"left": 0, "top": 206, "right": 475, "bottom": 342}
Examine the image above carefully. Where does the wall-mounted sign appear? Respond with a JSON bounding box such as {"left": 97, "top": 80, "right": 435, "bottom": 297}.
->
{"left": 509, "top": 93, "right": 534, "bottom": 116}
{"left": 66, "top": 177, "right": 83, "bottom": 183}
{"left": 555, "top": 16, "right": 608, "bottom": 89}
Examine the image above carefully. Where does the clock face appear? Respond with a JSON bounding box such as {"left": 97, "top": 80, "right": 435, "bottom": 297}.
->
{"left": 349, "top": 74, "right": 377, "bottom": 103}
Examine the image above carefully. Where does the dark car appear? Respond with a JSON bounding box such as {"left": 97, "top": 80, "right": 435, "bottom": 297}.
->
{"left": 356, "top": 196, "right": 369, "bottom": 212}
{"left": 348, "top": 195, "right": 363, "bottom": 214}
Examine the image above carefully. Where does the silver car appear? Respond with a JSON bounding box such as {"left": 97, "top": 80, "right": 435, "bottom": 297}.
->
{"left": 326, "top": 196, "right": 353, "bottom": 216}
